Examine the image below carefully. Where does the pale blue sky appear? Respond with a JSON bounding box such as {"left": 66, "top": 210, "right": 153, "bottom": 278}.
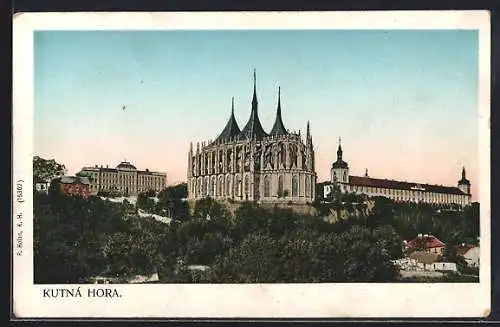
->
{"left": 34, "top": 30, "right": 479, "bottom": 194}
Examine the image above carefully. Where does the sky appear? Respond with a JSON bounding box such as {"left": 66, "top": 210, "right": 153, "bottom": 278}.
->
{"left": 34, "top": 30, "right": 480, "bottom": 199}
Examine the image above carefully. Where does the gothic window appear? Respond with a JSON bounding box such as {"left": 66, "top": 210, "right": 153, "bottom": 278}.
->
{"left": 292, "top": 175, "right": 298, "bottom": 197}
{"left": 264, "top": 175, "right": 270, "bottom": 197}
{"left": 244, "top": 175, "right": 249, "bottom": 196}
{"left": 305, "top": 176, "right": 310, "bottom": 196}
{"left": 218, "top": 177, "right": 224, "bottom": 196}
{"left": 197, "top": 179, "right": 202, "bottom": 197}
{"left": 278, "top": 175, "right": 284, "bottom": 195}
{"left": 237, "top": 177, "right": 242, "bottom": 196}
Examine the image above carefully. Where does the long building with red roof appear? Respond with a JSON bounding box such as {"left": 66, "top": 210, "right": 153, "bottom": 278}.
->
{"left": 323, "top": 139, "right": 472, "bottom": 206}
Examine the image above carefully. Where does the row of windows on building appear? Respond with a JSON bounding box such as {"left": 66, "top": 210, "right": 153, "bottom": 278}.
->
{"left": 86, "top": 172, "right": 163, "bottom": 183}
{"left": 342, "top": 185, "right": 469, "bottom": 204}
{"left": 192, "top": 174, "right": 314, "bottom": 198}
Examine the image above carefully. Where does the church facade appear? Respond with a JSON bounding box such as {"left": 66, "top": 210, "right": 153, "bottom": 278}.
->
{"left": 324, "top": 140, "right": 472, "bottom": 207}
{"left": 187, "top": 71, "right": 317, "bottom": 203}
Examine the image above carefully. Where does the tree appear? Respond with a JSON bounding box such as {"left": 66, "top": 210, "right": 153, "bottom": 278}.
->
{"left": 33, "top": 156, "right": 66, "bottom": 182}
{"left": 210, "top": 233, "right": 283, "bottom": 283}
{"left": 156, "top": 183, "right": 189, "bottom": 219}
{"left": 136, "top": 192, "right": 155, "bottom": 212}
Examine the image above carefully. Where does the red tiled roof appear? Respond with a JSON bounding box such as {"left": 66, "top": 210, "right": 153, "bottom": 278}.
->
{"left": 407, "top": 235, "right": 445, "bottom": 249}
{"left": 346, "top": 175, "right": 466, "bottom": 195}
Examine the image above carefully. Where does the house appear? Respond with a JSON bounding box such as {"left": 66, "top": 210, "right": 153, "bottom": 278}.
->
{"left": 394, "top": 251, "right": 457, "bottom": 272}
{"left": 406, "top": 234, "right": 446, "bottom": 255}
{"left": 456, "top": 244, "right": 480, "bottom": 267}
{"left": 34, "top": 178, "right": 51, "bottom": 194}
{"left": 50, "top": 176, "right": 91, "bottom": 198}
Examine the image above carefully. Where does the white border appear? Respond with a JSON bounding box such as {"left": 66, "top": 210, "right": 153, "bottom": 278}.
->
{"left": 12, "top": 11, "right": 491, "bottom": 318}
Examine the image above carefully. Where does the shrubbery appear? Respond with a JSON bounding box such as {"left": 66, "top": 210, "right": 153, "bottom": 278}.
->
{"left": 34, "top": 186, "right": 479, "bottom": 284}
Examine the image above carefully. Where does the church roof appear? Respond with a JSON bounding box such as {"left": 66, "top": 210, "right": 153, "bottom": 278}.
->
{"left": 214, "top": 97, "right": 241, "bottom": 144}
{"left": 269, "top": 87, "right": 288, "bottom": 136}
{"left": 458, "top": 167, "right": 470, "bottom": 186}
{"left": 332, "top": 160, "right": 349, "bottom": 169}
{"left": 238, "top": 70, "right": 268, "bottom": 140}
{"left": 347, "top": 175, "right": 467, "bottom": 195}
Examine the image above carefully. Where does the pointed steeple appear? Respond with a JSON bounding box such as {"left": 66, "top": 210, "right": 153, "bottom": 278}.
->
{"left": 270, "top": 86, "right": 288, "bottom": 136}
{"left": 238, "top": 69, "right": 268, "bottom": 140}
{"left": 458, "top": 166, "right": 470, "bottom": 185}
{"left": 252, "top": 69, "right": 257, "bottom": 106}
{"left": 332, "top": 137, "right": 348, "bottom": 169}
{"left": 337, "top": 137, "right": 343, "bottom": 161}
{"left": 214, "top": 97, "right": 241, "bottom": 144}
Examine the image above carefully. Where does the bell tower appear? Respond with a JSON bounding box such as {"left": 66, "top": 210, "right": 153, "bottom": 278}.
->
{"left": 330, "top": 137, "right": 349, "bottom": 184}
{"left": 458, "top": 166, "right": 471, "bottom": 195}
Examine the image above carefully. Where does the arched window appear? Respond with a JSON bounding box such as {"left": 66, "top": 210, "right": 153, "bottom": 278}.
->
{"left": 226, "top": 176, "right": 231, "bottom": 196}
{"left": 343, "top": 171, "right": 347, "bottom": 182}
{"left": 244, "top": 175, "right": 250, "bottom": 199}
{"left": 197, "top": 178, "right": 202, "bottom": 197}
{"left": 292, "top": 175, "right": 298, "bottom": 197}
{"left": 305, "top": 176, "right": 310, "bottom": 196}
{"left": 278, "top": 175, "right": 284, "bottom": 196}
{"left": 237, "top": 177, "right": 242, "bottom": 196}
{"left": 264, "top": 175, "right": 270, "bottom": 197}
{"left": 218, "top": 177, "right": 224, "bottom": 197}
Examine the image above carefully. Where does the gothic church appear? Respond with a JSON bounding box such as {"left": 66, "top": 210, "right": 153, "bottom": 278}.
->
{"left": 187, "top": 71, "right": 317, "bottom": 203}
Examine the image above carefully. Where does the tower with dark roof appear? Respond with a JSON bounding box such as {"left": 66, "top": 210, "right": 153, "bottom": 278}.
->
{"left": 331, "top": 137, "right": 350, "bottom": 183}
{"left": 214, "top": 97, "right": 241, "bottom": 144}
{"left": 238, "top": 70, "right": 268, "bottom": 140}
{"left": 187, "top": 70, "right": 317, "bottom": 204}
{"left": 458, "top": 166, "right": 471, "bottom": 195}
{"left": 269, "top": 87, "right": 288, "bottom": 136}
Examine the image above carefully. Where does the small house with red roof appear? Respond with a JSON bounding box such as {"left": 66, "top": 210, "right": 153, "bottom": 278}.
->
{"left": 406, "top": 234, "right": 446, "bottom": 255}
{"left": 50, "top": 176, "right": 91, "bottom": 198}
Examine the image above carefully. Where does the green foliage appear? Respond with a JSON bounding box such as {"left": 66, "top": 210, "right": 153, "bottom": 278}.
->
{"left": 33, "top": 156, "right": 66, "bottom": 182}
{"left": 156, "top": 183, "right": 189, "bottom": 219}
{"left": 136, "top": 192, "right": 156, "bottom": 212}
{"left": 34, "top": 186, "right": 479, "bottom": 284}
{"left": 34, "top": 192, "right": 168, "bottom": 283}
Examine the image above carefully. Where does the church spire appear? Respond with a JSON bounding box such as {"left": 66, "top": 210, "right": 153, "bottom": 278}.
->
{"left": 458, "top": 166, "right": 470, "bottom": 186}
{"left": 252, "top": 68, "right": 257, "bottom": 106}
{"left": 270, "top": 86, "right": 288, "bottom": 136}
{"left": 238, "top": 69, "right": 268, "bottom": 140}
{"left": 214, "top": 97, "right": 241, "bottom": 144}
{"left": 337, "top": 137, "right": 343, "bottom": 161}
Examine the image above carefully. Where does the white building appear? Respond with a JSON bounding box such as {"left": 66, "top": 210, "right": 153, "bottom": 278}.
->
{"left": 79, "top": 161, "right": 167, "bottom": 196}
{"left": 457, "top": 245, "right": 480, "bottom": 267}
{"left": 323, "top": 139, "right": 472, "bottom": 207}
{"left": 34, "top": 179, "right": 50, "bottom": 194}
